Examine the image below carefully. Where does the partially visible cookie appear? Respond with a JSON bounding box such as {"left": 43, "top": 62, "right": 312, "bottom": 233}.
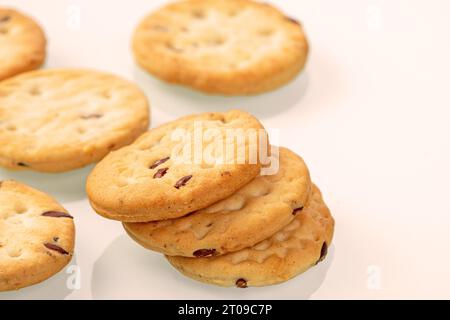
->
{"left": 87, "top": 110, "right": 266, "bottom": 222}
{"left": 0, "top": 180, "right": 75, "bottom": 291}
{"left": 0, "top": 8, "right": 46, "bottom": 81}
{"left": 166, "top": 184, "right": 334, "bottom": 287}
{"left": 0, "top": 69, "right": 150, "bottom": 172}
{"left": 124, "top": 147, "right": 311, "bottom": 257}
{"left": 133, "top": 0, "right": 308, "bottom": 95}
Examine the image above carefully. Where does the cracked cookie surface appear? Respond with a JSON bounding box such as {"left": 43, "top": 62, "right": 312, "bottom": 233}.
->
{"left": 166, "top": 184, "right": 334, "bottom": 287}
{"left": 124, "top": 147, "right": 311, "bottom": 257}
{"left": 87, "top": 110, "right": 266, "bottom": 222}
{"left": 133, "top": 0, "right": 308, "bottom": 95}
{"left": 0, "top": 180, "right": 75, "bottom": 291}
{"left": 0, "top": 8, "right": 46, "bottom": 81}
{"left": 0, "top": 69, "right": 150, "bottom": 172}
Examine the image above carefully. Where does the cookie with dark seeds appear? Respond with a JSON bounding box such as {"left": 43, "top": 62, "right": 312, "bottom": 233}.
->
{"left": 124, "top": 147, "right": 312, "bottom": 257}
{"left": 0, "top": 7, "right": 46, "bottom": 81}
{"left": 87, "top": 110, "right": 266, "bottom": 222}
{"left": 0, "top": 69, "right": 150, "bottom": 172}
{"left": 132, "top": 0, "right": 308, "bottom": 95}
{"left": 0, "top": 180, "right": 75, "bottom": 291}
{"left": 166, "top": 184, "right": 334, "bottom": 287}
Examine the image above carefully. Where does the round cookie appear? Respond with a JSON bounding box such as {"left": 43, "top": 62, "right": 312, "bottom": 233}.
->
{"left": 0, "top": 180, "right": 75, "bottom": 291}
{"left": 0, "top": 8, "right": 46, "bottom": 81}
{"left": 124, "top": 147, "right": 311, "bottom": 257}
{"left": 166, "top": 184, "right": 334, "bottom": 288}
{"left": 132, "top": 0, "right": 308, "bottom": 95}
{"left": 0, "top": 69, "right": 150, "bottom": 172}
{"left": 87, "top": 110, "right": 266, "bottom": 222}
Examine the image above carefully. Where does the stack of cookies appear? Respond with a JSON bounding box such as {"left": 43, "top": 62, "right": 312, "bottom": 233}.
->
{"left": 87, "top": 110, "right": 334, "bottom": 288}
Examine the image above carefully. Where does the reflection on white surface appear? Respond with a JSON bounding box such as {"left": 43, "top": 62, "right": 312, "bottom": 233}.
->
{"left": 90, "top": 235, "right": 334, "bottom": 300}
{"left": 0, "top": 165, "right": 94, "bottom": 203}
{"left": 0, "top": 256, "right": 78, "bottom": 300}
{"left": 132, "top": 65, "right": 309, "bottom": 120}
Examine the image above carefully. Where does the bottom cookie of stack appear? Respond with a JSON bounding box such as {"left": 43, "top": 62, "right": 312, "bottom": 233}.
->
{"left": 166, "top": 185, "right": 334, "bottom": 288}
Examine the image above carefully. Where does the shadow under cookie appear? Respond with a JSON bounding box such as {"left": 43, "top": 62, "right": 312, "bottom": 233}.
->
{"left": 0, "top": 255, "right": 78, "bottom": 300}
{"left": 90, "top": 235, "right": 334, "bottom": 299}
{"left": 132, "top": 65, "right": 309, "bottom": 120}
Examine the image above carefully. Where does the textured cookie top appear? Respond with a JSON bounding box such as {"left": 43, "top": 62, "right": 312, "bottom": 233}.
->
{"left": 167, "top": 185, "right": 334, "bottom": 287}
{"left": 0, "top": 180, "right": 75, "bottom": 291}
{"left": 87, "top": 110, "right": 266, "bottom": 222}
{"left": 133, "top": 0, "right": 308, "bottom": 94}
{"left": 0, "top": 8, "right": 46, "bottom": 81}
{"left": 0, "top": 69, "right": 149, "bottom": 172}
{"left": 124, "top": 147, "right": 311, "bottom": 257}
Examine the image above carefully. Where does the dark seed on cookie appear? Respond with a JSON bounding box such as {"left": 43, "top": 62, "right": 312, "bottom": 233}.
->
{"left": 175, "top": 175, "right": 192, "bottom": 189}
{"left": 0, "top": 16, "right": 11, "bottom": 23}
{"left": 286, "top": 16, "right": 301, "bottom": 25}
{"left": 318, "top": 242, "right": 328, "bottom": 263}
{"left": 44, "top": 243, "right": 69, "bottom": 255}
{"left": 150, "top": 156, "right": 170, "bottom": 169}
{"left": 292, "top": 206, "right": 304, "bottom": 215}
{"left": 236, "top": 278, "right": 248, "bottom": 288}
{"left": 193, "top": 248, "right": 216, "bottom": 257}
{"left": 153, "top": 167, "right": 169, "bottom": 179}
{"left": 81, "top": 113, "right": 103, "bottom": 119}
{"left": 42, "top": 211, "right": 73, "bottom": 219}
{"left": 17, "top": 162, "right": 28, "bottom": 167}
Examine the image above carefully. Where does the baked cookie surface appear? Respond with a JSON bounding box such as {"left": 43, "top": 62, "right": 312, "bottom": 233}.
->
{"left": 133, "top": 0, "right": 308, "bottom": 95}
{"left": 166, "top": 184, "right": 334, "bottom": 287}
{"left": 124, "top": 147, "right": 311, "bottom": 257}
{"left": 0, "top": 8, "right": 46, "bottom": 81}
{"left": 87, "top": 110, "right": 266, "bottom": 222}
{"left": 0, "top": 180, "right": 75, "bottom": 291}
{"left": 0, "top": 69, "right": 150, "bottom": 172}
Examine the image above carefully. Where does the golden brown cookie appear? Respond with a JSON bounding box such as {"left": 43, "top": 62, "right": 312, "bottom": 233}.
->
{"left": 133, "top": 0, "right": 308, "bottom": 95}
{"left": 0, "top": 8, "right": 46, "bottom": 81}
{"left": 124, "top": 147, "right": 311, "bottom": 257}
{"left": 0, "top": 69, "right": 150, "bottom": 172}
{"left": 166, "top": 184, "right": 334, "bottom": 287}
{"left": 87, "top": 110, "right": 267, "bottom": 222}
{"left": 0, "top": 180, "right": 75, "bottom": 291}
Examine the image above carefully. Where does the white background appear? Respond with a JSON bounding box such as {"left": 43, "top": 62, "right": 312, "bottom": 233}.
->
{"left": 0, "top": 0, "right": 449, "bottom": 299}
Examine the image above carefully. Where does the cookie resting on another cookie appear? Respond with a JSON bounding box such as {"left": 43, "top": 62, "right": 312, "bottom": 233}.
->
{"left": 123, "top": 147, "right": 312, "bottom": 257}
{"left": 87, "top": 110, "right": 267, "bottom": 222}
{"left": 0, "top": 180, "right": 75, "bottom": 291}
{"left": 133, "top": 0, "right": 308, "bottom": 95}
{"left": 166, "top": 185, "right": 334, "bottom": 288}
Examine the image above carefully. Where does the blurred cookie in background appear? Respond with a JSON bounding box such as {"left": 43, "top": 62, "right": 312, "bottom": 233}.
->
{"left": 133, "top": 0, "right": 308, "bottom": 95}
{"left": 0, "top": 8, "right": 46, "bottom": 81}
